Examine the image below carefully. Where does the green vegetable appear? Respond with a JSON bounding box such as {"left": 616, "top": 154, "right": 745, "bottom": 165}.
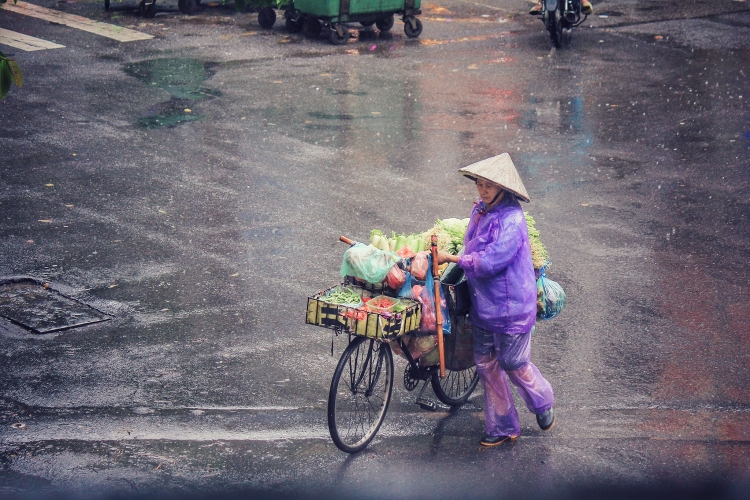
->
{"left": 524, "top": 212, "right": 549, "bottom": 269}
{"left": 405, "top": 234, "right": 420, "bottom": 252}
{"left": 369, "top": 229, "right": 391, "bottom": 252}
{"left": 394, "top": 234, "right": 408, "bottom": 251}
{"left": 324, "top": 287, "right": 363, "bottom": 305}
{"left": 421, "top": 218, "right": 469, "bottom": 255}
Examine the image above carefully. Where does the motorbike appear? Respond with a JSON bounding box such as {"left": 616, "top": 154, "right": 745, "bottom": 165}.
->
{"left": 539, "top": 0, "right": 588, "bottom": 48}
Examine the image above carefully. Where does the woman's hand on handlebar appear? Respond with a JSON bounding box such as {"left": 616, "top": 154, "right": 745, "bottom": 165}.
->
{"left": 437, "top": 250, "right": 460, "bottom": 265}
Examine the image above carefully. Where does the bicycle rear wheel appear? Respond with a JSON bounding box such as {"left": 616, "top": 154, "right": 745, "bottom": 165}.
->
{"left": 328, "top": 336, "right": 394, "bottom": 453}
{"left": 431, "top": 365, "right": 479, "bottom": 406}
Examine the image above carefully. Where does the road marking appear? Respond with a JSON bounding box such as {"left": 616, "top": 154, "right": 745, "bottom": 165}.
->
{"left": 0, "top": 28, "right": 65, "bottom": 51}
{"left": 3, "top": 1, "right": 153, "bottom": 42}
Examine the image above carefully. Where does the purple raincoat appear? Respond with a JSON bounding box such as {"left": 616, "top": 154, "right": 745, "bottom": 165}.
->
{"left": 457, "top": 193, "right": 537, "bottom": 335}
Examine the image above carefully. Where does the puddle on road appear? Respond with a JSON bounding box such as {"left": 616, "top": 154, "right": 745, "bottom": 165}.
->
{"left": 124, "top": 58, "right": 220, "bottom": 128}
{"left": 138, "top": 98, "right": 202, "bottom": 129}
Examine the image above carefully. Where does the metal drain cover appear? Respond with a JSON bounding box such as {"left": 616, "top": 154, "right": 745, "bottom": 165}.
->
{"left": 0, "top": 279, "right": 112, "bottom": 334}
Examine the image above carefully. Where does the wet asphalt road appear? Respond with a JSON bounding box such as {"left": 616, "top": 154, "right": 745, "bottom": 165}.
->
{"left": 1, "top": 0, "right": 749, "bottom": 498}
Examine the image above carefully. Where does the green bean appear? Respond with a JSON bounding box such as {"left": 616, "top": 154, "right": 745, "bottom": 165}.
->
{"left": 323, "top": 287, "right": 362, "bottom": 305}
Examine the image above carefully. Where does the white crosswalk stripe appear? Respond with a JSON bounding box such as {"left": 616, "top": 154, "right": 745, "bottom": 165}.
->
{"left": 0, "top": 27, "right": 65, "bottom": 51}
{"left": 2, "top": 1, "right": 153, "bottom": 42}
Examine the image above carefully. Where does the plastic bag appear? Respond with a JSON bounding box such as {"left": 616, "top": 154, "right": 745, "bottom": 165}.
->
{"left": 385, "top": 263, "right": 406, "bottom": 289}
{"left": 390, "top": 335, "right": 438, "bottom": 362}
{"left": 536, "top": 268, "right": 566, "bottom": 320}
{"left": 398, "top": 254, "right": 450, "bottom": 335}
{"left": 397, "top": 246, "right": 416, "bottom": 260}
{"left": 340, "top": 243, "right": 399, "bottom": 284}
{"left": 410, "top": 251, "right": 430, "bottom": 280}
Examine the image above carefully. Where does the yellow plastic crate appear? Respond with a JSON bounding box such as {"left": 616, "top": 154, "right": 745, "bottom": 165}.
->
{"left": 306, "top": 284, "right": 421, "bottom": 340}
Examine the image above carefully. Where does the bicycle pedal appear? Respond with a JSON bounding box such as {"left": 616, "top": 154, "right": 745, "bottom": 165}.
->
{"left": 417, "top": 398, "right": 437, "bottom": 412}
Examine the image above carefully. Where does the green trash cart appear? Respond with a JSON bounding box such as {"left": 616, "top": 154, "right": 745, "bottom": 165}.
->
{"left": 274, "top": 0, "right": 422, "bottom": 44}
{"left": 292, "top": 0, "right": 422, "bottom": 44}
{"left": 236, "top": 0, "right": 285, "bottom": 29}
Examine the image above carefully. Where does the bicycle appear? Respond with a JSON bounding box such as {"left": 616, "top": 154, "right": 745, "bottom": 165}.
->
{"left": 306, "top": 248, "right": 479, "bottom": 453}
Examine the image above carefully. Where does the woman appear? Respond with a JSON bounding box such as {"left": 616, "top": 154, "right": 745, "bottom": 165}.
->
{"left": 438, "top": 153, "right": 555, "bottom": 447}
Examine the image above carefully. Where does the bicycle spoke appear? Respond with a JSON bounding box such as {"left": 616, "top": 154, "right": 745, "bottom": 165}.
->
{"left": 329, "top": 338, "right": 394, "bottom": 452}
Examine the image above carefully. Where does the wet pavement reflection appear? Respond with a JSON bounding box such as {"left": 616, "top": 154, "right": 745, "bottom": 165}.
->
{"left": 0, "top": 0, "right": 749, "bottom": 497}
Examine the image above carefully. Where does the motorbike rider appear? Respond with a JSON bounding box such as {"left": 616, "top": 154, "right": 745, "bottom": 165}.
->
{"left": 530, "top": 0, "right": 592, "bottom": 15}
{"left": 437, "top": 154, "right": 555, "bottom": 447}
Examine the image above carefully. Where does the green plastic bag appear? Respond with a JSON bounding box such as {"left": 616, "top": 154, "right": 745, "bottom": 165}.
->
{"left": 340, "top": 243, "right": 399, "bottom": 284}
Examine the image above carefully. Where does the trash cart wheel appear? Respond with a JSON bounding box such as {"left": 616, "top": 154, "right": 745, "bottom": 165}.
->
{"left": 258, "top": 6, "right": 276, "bottom": 28}
{"left": 285, "top": 16, "right": 303, "bottom": 33}
{"left": 404, "top": 16, "right": 422, "bottom": 38}
{"left": 178, "top": 0, "right": 197, "bottom": 14}
{"left": 330, "top": 24, "right": 350, "bottom": 45}
{"left": 140, "top": 0, "right": 157, "bottom": 18}
{"left": 359, "top": 20, "right": 375, "bottom": 27}
{"left": 104, "top": 0, "right": 110, "bottom": 11}
{"left": 375, "top": 14, "right": 394, "bottom": 31}
{"left": 328, "top": 337, "right": 394, "bottom": 453}
{"left": 302, "top": 16, "right": 322, "bottom": 38}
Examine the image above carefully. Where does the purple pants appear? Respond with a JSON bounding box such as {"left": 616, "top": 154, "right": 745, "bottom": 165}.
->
{"left": 473, "top": 325, "right": 554, "bottom": 438}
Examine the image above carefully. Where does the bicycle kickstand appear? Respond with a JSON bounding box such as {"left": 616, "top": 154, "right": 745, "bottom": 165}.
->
{"left": 415, "top": 380, "right": 437, "bottom": 412}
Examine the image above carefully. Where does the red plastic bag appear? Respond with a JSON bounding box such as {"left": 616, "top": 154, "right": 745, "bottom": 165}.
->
{"left": 385, "top": 264, "right": 406, "bottom": 289}
{"left": 410, "top": 251, "right": 430, "bottom": 281}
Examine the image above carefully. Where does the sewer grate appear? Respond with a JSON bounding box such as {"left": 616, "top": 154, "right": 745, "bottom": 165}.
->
{"left": 0, "top": 278, "right": 112, "bottom": 334}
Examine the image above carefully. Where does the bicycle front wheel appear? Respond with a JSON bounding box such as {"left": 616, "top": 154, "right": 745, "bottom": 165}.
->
{"left": 431, "top": 365, "right": 479, "bottom": 406}
{"left": 328, "top": 336, "right": 394, "bottom": 453}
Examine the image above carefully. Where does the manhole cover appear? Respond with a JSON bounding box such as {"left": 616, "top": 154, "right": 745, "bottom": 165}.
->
{"left": 0, "top": 278, "right": 112, "bottom": 334}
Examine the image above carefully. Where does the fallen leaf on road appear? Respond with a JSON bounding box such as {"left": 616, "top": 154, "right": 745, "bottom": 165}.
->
{"left": 38, "top": 219, "right": 52, "bottom": 223}
{"left": 45, "top": 183, "right": 54, "bottom": 187}
{"left": 229, "top": 273, "right": 239, "bottom": 277}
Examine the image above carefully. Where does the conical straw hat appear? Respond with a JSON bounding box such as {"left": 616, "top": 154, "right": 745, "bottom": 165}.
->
{"left": 458, "top": 153, "right": 531, "bottom": 202}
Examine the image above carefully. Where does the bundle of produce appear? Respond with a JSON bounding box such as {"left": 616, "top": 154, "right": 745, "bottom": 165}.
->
{"left": 420, "top": 218, "right": 470, "bottom": 255}
{"left": 370, "top": 230, "right": 426, "bottom": 254}
{"left": 322, "top": 286, "right": 363, "bottom": 307}
{"left": 524, "top": 212, "right": 549, "bottom": 270}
